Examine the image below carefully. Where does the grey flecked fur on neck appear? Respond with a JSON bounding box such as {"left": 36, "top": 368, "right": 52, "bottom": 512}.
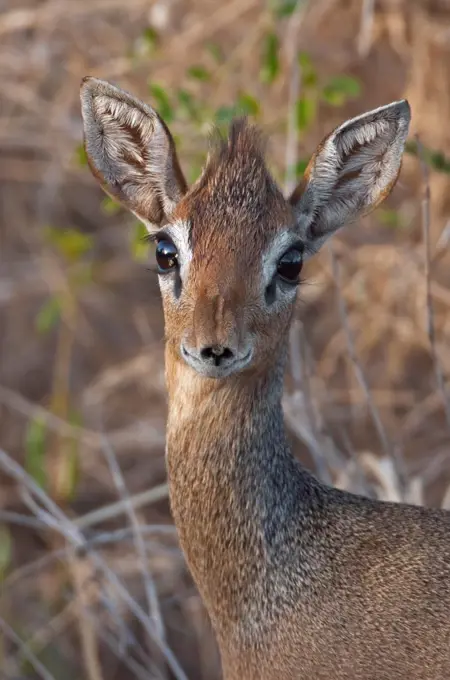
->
{"left": 167, "top": 349, "right": 450, "bottom": 680}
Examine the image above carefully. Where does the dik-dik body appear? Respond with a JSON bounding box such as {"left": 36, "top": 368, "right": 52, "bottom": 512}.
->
{"left": 80, "top": 77, "right": 450, "bottom": 679}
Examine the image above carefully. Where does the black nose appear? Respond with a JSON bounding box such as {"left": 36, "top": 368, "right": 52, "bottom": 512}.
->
{"left": 200, "top": 345, "right": 235, "bottom": 365}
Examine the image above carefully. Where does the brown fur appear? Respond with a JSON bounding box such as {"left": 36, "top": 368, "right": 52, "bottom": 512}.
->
{"left": 166, "top": 121, "right": 450, "bottom": 680}
{"left": 166, "top": 348, "right": 450, "bottom": 680}
{"left": 80, "top": 80, "right": 449, "bottom": 679}
{"left": 163, "top": 120, "right": 295, "bottom": 373}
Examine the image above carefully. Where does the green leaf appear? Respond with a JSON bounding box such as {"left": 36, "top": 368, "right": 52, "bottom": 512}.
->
{"left": 330, "top": 75, "right": 361, "bottom": 96}
{"left": 0, "top": 526, "right": 12, "bottom": 579}
{"left": 44, "top": 226, "right": 93, "bottom": 262}
{"left": 236, "top": 92, "right": 260, "bottom": 118}
{"left": 56, "top": 411, "right": 81, "bottom": 501}
{"left": 428, "top": 150, "right": 450, "bottom": 173}
{"left": 297, "top": 51, "right": 313, "bottom": 70}
{"left": 74, "top": 143, "right": 88, "bottom": 167}
{"left": 270, "top": 0, "right": 300, "bottom": 17}
{"left": 59, "top": 444, "right": 80, "bottom": 502}
{"left": 24, "top": 416, "right": 47, "bottom": 490}
{"left": 142, "top": 26, "right": 159, "bottom": 51}
{"left": 187, "top": 65, "right": 211, "bottom": 82}
{"left": 148, "top": 83, "right": 174, "bottom": 122}
{"left": 204, "top": 41, "right": 224, "bottom": 64}
{"left": 132, "top": 27, "right": 160, "bottom": 60}
{"left": 101, "top": 196, "right": 121, "bottom": 215}
{"left": 298, "top": 51, "right": 317, "bottom": 88}
{"left": 71, "top": 262, "right": 94, "bottom": 287}
{"left": 321, "top": 88, "right": 345, "bottom": 106}
{"left": 131, "top": 221, "right": 151, "bottom": 261}
{"left": 36, "top": 296, "right": 61, "bottom": 334}
{"left": 377, "top": 208, "right": 407, "bottom": 229}
{"left": 187, "top": 162, "right": 204, "bottom": 184}
{"left": 214, "top": 105, "right": 237, "bottom": 125}
{"left": 302, "top": 70, "right": 318, "bottom": 89}
{"left": 405, "top": 140, "right": 450, "bottom": 175}
{"left": 322, "top": 75, "right": 361, "bottom": 106}
{"left": 177, "top": 89, "right": 199, "bottom": 122}
{"left": 294, "top": 158, "right": 309, "bottom": 176}
{"left": 295, "top": 96, "right": 316, "bottom": 132}
{"left": 260, "top": 32, "right": 280, "bottom": 84}
{"left": 172, "top": 133, "right": 182, "bottom": 149}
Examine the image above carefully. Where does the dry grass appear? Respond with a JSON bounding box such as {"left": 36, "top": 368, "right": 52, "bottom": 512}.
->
{"left": 1, "top": 0, "right": 450, "bottom": 678}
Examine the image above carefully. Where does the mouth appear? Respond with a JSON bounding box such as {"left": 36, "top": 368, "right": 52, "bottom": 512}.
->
{"left": 181, "top": 346, "right": 253, "bottom": 379}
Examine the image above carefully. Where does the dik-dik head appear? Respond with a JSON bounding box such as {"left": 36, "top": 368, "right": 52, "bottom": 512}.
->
{"left": 80, "top": 77, "right": 410, "bottom": 379}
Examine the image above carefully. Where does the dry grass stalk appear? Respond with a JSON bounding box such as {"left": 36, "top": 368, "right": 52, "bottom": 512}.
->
{"left": 0, "top": 447, "right": 189, "bottom": 680}
{"left": 0, "top": 615, "right": 56, "bottom": 680}
{"left": 416, "top": 135, "right": 450, "bottom": 428}
{"left": 328, "top": 243, "right": 393, "bottom": 460}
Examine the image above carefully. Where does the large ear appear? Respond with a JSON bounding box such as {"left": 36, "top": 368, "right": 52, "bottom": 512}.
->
{"left": 289, "top": 100, "right": 411, "bottom": 255}
{"left": 80, "top": 77, "right": 187, "bottom": 230}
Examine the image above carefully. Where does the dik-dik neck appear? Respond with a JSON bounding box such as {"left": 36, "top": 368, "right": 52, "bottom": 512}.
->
{"left": 165, "top": 346, "right": 314, "bottom": 640}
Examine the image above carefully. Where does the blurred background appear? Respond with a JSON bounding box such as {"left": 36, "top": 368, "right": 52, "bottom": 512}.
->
{"left": 1, "top": 0, "right": 450, "bottom": 678}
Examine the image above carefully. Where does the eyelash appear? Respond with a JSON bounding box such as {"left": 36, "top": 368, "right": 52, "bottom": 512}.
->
{"left": 142, "top": 231, "right": 167, "bottom": 275}
{"left": 145, "top": 228, "right": 174, "bottom": 244}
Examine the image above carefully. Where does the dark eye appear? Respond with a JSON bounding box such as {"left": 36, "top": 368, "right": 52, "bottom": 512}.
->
{"left": 155, "top": 239, "right": 178, "bottom": 274}
{"left": 277, "top": 248, "right": 303, "bottom": 283}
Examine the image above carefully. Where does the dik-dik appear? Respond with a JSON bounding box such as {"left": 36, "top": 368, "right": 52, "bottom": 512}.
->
{"left": 80, "top": 77, "right": 450, "bottom": 680}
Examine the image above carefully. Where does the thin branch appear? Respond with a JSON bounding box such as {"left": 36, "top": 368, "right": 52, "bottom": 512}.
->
{"left": 97, "top": 590, "right": 164, "bottom": 679}
{"left": 4, "top": 549, "right": 66, "bottom": 591}
{"left": 357, "top": 0, "right": 375, "bottom": 57}
{"left": 0, "top": 510, "right": 47, "bottom": 530}
{"left": 0, "top": 617, "right": 56, "bottom": 680}
{"left": 3, "top": 525, "right": 178, "bottom": 598}
{"left": 435, "top": 219, "right": 450, "bottom": 254}
{"left": 100, "top": 432, "right": 165, "bottom": 642}
{"left": 329, "top": 245, "right": 388, "bottom": 457}
{"left": 0, "top": 448, "right": 189, "bottom": 680}
{"left": 0, "top": 384, "right": 166, "bottom": 454}
{"left": 84, "top": 525, "right": 178, "bottom": 550}
{"left": 75, "top": 484, "right": 169, "bottom": 530}
{"left": 4, "top": 548, "right": 165, "bottom": 680}
{"left": 288, "top": 321, "right": 332, "bottom": 483}
{"left": 69, "top": 558, "right": 105, "bottom": 680}
{"left": 0, "top": 383, "right": 97, "bottom": 446}
{"left": 328, "top": 244, "right": 407, "bottom": 490}
{"left": 86, "top": 619, "right": 156, "bottom": 680}
{"left": 2, "top": 604, "right": 74, "bottom": 678}
{"left": 283, "top": 1, "right": 308, "bottom": 195}
{"left": 70, "top": 594, "right": 156, "bottom": 680}
{"left": 416, "top": 136, "right": 450, "bottom": 428}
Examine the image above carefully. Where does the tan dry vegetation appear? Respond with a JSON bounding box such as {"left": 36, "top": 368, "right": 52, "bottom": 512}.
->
{"left": 1, "top": 0, "right": 450, "bottom": 678}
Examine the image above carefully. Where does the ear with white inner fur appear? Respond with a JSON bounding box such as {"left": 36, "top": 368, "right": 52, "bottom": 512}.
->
{"left": 289, "top": 100, "right": 411, "bottom": 255}
{"left": 80, "top": 77, "right": 187, "bottom": 230}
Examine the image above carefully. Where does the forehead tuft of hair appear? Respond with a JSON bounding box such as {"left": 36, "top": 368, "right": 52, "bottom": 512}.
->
{"left": 185, "top": 117, "right": 285, "bottom": 228}
{"left": 206, "top": 117, "right": 267, "bottom": 171}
